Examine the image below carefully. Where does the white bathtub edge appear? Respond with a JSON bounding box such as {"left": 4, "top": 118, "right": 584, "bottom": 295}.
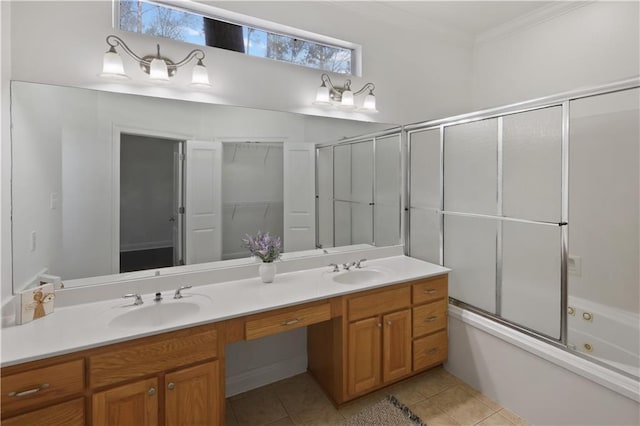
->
{"left": 448, "top": 304, "right": 640, "bottom": 403}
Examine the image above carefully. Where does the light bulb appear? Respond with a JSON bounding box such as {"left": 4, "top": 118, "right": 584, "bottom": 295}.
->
{"left": 190, "top": 60, "right": 211, "bottom": 87}
{"left": 362, "top": 92, "right": 377, "bottom": 111}
{"left": 99, "top": 48, "right": 128, "bottom": 79}
{"left": 315, "top": 84, "right": 330, "bottom": 104}
{"left": 341, "top": 89, "right": 354, "bottom": 107}
{"left": 149, "top": 58, "right": 169, "bottom": 81}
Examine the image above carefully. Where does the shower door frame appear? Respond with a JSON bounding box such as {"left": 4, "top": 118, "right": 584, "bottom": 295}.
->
{"left": 404, "top": 77, "right": 640, "bottom": 352}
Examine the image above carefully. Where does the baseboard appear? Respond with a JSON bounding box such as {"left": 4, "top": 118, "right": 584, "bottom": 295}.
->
{"left": 225, "top": 355, "right": 307, "bottom": 397}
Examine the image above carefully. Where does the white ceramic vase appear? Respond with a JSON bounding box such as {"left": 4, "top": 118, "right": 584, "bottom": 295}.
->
{"left": 259, "top": 262, "right": 277, "bottom": 283}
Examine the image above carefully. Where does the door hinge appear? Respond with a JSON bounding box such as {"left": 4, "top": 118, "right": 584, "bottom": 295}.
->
{"left": 178, "top": 207, "right": 185, "bottom": 214}
{"left": 179, "top": 153, "right": 185, "bottom": 161}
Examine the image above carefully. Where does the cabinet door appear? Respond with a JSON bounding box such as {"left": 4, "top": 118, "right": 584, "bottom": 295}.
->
{"left": 382, "top": 309, "right": 412, "bottom": 382}
{"left": 348, "top": 317, "right": 381, "bottom": 396}
{"left": 92, "top": 377, "right": 158, "bottom": 426}
{"left": 165, "top": 361, "right": 219, "bottom": 426}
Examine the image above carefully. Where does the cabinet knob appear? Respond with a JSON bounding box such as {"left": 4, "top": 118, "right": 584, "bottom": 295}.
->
{"left": 386, "top": 320, "right": 392, "bottom": 326}
{"left": 377, "top": 323, "right": 382, "bottom": 328}
{"left": 148, "top": 387, "right": 156, "bottom": 396}
{"left": 168, "top": 382, "right": 175, "bottom": 391}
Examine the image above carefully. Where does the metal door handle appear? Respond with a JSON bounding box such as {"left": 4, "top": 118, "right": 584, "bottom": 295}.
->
{"left": 424, "top": 289, "right": 437, "bottom": 294}
{"left": 425, "top": 316, "right": 438, "bottom": 322}
{"left": 281, "top": 319, "right": 300, "bottom": 326}
{"left": 8, "top": 384, "right": 49, "bottom": 397}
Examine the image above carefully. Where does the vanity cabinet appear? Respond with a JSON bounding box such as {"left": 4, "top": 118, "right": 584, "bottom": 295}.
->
{"left": 308, "top": 273, "right": 449, "bottom": 405}
{"left": 0, "top": 358, "right": 85, "bottom": 425}
{"left": 90, "top": 325, "right": 222, "bottom": 426}
{"left": 1, "top": 323, "right": 224, "bottom": 426}
{"left": 92, "top": 361, "right": 219, "bottom": 426}
{"left": 346, "top": 286, "right": 412, "bottom": 397}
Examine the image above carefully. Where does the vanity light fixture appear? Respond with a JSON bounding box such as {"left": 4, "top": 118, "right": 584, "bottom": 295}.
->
{"left": 100, "top": 35, "right": 211, "bottom": 87}
{"left": 313, "top": 73, "right": 377, "bottom": 112}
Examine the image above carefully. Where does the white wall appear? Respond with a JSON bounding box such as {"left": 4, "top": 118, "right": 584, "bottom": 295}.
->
{"left": 1, "top": 1, "right": 13, "bottom": 307}
{"left": 8, "top": 1, "right": 472, "bottom": 125}
{"left": 471, "top": 1, "right": 640, "bottom": 109}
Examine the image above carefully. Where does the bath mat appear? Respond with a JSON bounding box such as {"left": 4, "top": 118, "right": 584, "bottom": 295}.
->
{"left": 341, "top": 394, "right": 427, "bottom": 426}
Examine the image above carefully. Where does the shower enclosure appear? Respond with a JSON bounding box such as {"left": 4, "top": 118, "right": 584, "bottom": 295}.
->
{"left": 316, "top": 128, "right": 403, "bottom": 250}
{"left": 407, "top": 78, "right": 639, "bottom": 379}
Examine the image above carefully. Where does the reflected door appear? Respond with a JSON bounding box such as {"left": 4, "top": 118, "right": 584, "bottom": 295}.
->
{"left": 119, "top": 134, "right": 184, "bottom": 273}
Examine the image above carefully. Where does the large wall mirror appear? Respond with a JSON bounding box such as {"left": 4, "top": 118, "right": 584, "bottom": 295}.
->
{"left": 11, "top": 81, "right": 397, "bottom": 291}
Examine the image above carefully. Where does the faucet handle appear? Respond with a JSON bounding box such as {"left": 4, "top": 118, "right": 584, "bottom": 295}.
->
{"left": 123, "top": 293, "right": 143, "bottom": 305}
{"left": 355, "top": 259, "right": 367, "bottom": 269}
{"left": 328, "top": 263, "right": 339, "bottom": 272}
{"left": 342, "top": 263, "right": 352, "bottom": 271}
{"left": 174, "top": 285, "right": 192, "bottom": 299}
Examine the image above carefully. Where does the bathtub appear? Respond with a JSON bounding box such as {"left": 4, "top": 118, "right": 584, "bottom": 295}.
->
{"left": 568, "top": 296, "right": 640, "bottom": 378}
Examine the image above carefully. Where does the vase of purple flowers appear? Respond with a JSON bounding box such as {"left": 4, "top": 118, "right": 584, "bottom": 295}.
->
{"left": 242, "top": 231, "right": 282, "bottom": 283}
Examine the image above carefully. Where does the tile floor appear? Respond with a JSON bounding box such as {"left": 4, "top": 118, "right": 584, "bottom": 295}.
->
{"left": 226, "top": 366, "right": 529, "bottom": 426}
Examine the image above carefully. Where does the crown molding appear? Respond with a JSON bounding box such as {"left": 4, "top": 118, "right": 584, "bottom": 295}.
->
{"left": 475, "top": 1, "right": 594, "bottom": 45}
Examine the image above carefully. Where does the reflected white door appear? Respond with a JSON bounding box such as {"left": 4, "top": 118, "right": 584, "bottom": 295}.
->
{"left": 185, "top": 140, "right": 222, "bottom": 264}
{"left": 283, "top": 143, "right": 316, "bottom": 252}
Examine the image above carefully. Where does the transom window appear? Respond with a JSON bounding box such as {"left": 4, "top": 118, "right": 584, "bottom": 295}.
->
{"left": 118, "top": 1, "right": 355, "bottom": 75}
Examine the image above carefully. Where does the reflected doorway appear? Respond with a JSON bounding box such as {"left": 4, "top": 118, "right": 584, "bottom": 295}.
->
{"left": 119, "top": 133, "right": 184, "bottom": 272}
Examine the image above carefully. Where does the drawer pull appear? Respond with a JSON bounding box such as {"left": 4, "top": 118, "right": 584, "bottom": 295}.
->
{"left": 424, "top": 316, "right": 438, "bottom": 322}
{"left": 424, "top": 289, "right": 437, "bottom": 294}
{"left": 8, "top": 383, "right": 50, "bottom": 397}
{"left": 426, "top": 348, "right": 439, "bottom": 355}
{"left": 281, "top": 319, "right": 300, "bottom": 326}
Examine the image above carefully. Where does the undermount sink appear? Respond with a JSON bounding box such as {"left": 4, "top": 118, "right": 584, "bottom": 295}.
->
{"left": 108, "top": 302, "right": 200, "bottom": 329}
{"left": 331, "top": 269, "right": 385, "bottom": 285}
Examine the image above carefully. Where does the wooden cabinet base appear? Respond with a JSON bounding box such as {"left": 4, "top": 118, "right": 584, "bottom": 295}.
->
{"left": 1, "top": 398, "right": 84, "bottom": 426}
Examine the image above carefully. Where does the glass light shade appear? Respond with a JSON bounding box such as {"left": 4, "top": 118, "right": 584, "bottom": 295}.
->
{"left": 191, "top": 62, "right": 211, "bottom": 86}
{"left": 149, "top": 58, "right": 169, "bottom": 81}
{"left": 315, "top": 85, "right": 330, "bottom": 103}
{"left": 341, "top": 89, "right": 354, "bottom": 107}
{"left": 362, "top": 93, "right": 377, "bottom": 111}
{"left": 100, "top": 50, "right": 127, "bottom": 78}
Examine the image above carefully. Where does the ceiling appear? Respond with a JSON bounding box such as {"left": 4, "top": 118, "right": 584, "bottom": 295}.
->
{"left": 376, "top": 1, "right": 554, "bottom": 37}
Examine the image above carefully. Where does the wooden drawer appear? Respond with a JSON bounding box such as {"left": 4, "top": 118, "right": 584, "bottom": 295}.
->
{"left": 1, "top": 359, "right": 84, "bottom": 414}
{"left": 413, "top": 299, "right": 448, "bottom": 338}
{"left": 246, "top": 303, "right": 331, "bottom": 340}
{"left": 412, "top": 275, "right": 448, "bottom": 305}
{"left": 90, "top": 327, "right": 217, "bottom": 388}
{"left": 2, "top": 397, "right": 84, "bottom": 426}
{"left": 413, "top": 330, "right": 448, "bottom": 371}
{"left": 348, "top": 286, "right": 410, "bottom": 321}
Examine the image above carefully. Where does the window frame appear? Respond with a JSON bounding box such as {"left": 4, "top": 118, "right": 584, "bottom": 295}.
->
{"left": 113, "top": 0, "right": 362, "bottom": 76}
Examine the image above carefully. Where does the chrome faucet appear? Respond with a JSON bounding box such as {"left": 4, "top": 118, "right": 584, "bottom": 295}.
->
{"left": 174, "top": 285, "right": 192, "bottom": 299}
{"left": 328, "top": 263, "right": 339, "bottom": 272}
{"left": 343, "top": 262, "right": 356, "bottom": 271}
{"left": 123, "top": 293, "right": 143, "bottom": 305}
{"left": 355, "top": 259, "right": 367, "bottom": 269}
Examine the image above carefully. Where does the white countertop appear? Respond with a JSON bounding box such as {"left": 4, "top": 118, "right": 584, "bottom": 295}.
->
{"left": 1, "top": 256, "right": 449, "bottom": 367}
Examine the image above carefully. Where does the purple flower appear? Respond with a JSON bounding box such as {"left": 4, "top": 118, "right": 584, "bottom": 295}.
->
{"left": 242, "top": 231, "right": 282, "bottom": 263}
